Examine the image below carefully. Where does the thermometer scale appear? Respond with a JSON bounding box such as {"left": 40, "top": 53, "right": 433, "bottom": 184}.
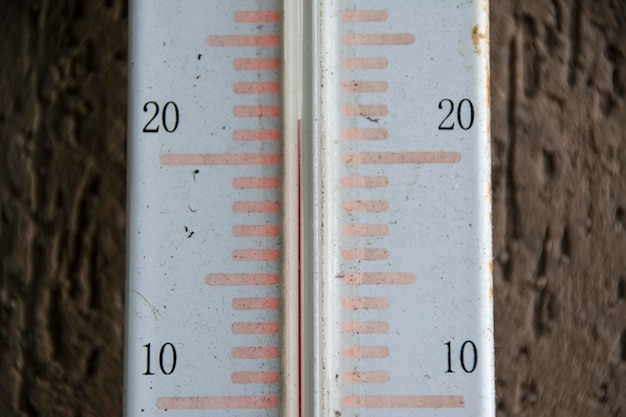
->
{"left": 124, "top": 1, "right": 494, "bottom": 416}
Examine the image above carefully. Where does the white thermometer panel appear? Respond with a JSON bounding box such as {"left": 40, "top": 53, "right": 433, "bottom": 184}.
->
{"left": 125, "top": 1, "right": 493, "bottom": 416}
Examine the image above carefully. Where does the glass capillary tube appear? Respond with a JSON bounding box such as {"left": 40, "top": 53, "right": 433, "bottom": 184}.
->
{"left": 281, "top": 0, "right": 303, "bottom": 416}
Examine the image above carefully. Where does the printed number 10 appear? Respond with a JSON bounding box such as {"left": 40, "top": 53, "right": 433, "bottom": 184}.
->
{"left": 143, "top": 343, "right": 177, "bottom": 375}
{"left": 444, "top": 340, "right": 477, "bottom": 373}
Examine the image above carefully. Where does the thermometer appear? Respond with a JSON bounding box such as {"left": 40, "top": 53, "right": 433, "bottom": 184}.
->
{"left": 124, "top": 1, "right": 494, "bottom": 416}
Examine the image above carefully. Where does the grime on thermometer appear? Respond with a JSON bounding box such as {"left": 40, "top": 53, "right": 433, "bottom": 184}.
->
{"left": 124, "top": 1, "right": 493, "bottom": 416}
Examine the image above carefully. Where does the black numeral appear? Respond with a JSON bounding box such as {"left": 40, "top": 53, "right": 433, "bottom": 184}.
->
{"left": 143, "top": 101, "right": 180, "bottom": 133}
{"left": 438, "top": 99, "right": 474, "bottom": 130}
{"left": 444, "top": 340, "right": 477, "bottom": 373}
{"left": 143, "top": 342, "right": 177, "bottom": 375}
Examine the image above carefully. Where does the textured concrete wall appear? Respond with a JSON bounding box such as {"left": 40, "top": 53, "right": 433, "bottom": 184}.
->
{"left": 0, "top": 0, "right": 624, "bottom": 416}
{"left": 0, "top": 1, "right": 127, "bottom": 415}
{"left": 491, "top": 2, "right": 626, "bottom": 415}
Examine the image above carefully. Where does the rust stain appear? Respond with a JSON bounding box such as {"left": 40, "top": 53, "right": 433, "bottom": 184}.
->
{"left": 474, "top": 21, "right": 491, "bottom": 141}
{"left": 485, "top": 62, "right": 491, "bottom": 112}
{"left": 473, "top": 23, "right": 491, "bottom": 137}
{"left": 472, "top": 24, "right": 487, "bottom": 55}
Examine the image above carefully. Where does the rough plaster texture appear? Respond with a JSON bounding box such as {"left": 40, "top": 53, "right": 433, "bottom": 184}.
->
{"left": 491, "top": 1, "right": 626, "bottom": 415}
{"left": 0, "top": 0, "right": 624, "bottom": 416}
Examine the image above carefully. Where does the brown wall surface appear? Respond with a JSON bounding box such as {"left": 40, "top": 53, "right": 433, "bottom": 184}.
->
{"left": 491, "top": 1, "right": 626, "bottom": 415}
{"left": 0, "top": 0, "right": 624, "bottom": 416}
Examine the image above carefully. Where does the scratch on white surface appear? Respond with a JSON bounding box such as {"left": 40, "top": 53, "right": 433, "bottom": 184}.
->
{"left": 132, "top": 289, "right": 160, "bottom": 320}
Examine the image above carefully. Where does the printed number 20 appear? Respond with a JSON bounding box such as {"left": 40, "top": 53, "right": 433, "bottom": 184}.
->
{"left": 438, "top": 99, "right": 474, "bottom": 130}
{"left": 143, "top": 101, "right": 180, "bottom": 133}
